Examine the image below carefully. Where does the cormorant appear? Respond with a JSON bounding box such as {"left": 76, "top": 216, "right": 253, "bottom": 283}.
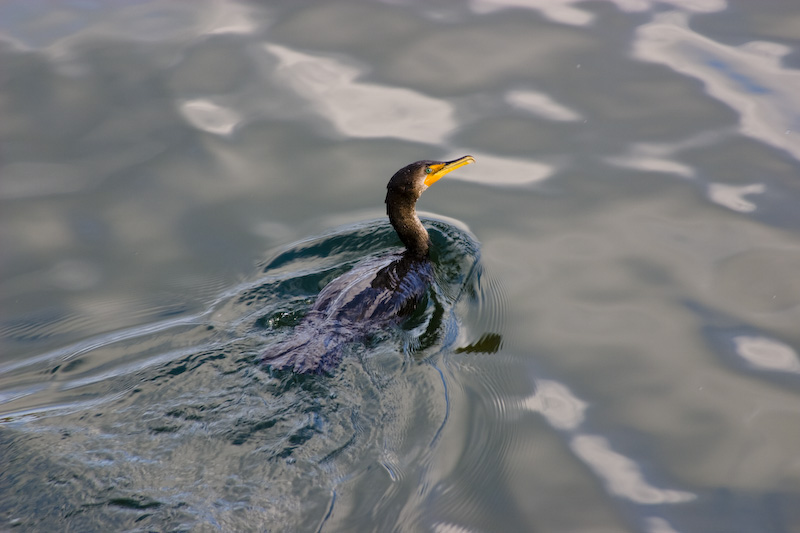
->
{"left": 262, "top": 156, "right": 476, "bottom": 374}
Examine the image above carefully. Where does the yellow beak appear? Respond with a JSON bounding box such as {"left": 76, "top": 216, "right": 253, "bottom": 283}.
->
{"left": 424, "top": 155, "right": 476, "bottom": 187}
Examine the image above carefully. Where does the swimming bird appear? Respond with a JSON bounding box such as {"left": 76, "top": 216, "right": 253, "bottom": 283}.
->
{"left": 262, "top": 156, "right": 476, "bottom": 374}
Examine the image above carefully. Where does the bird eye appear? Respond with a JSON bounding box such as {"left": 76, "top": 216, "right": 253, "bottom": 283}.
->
{"left": 425, "top": 167, "right": 432, "bottom": 174}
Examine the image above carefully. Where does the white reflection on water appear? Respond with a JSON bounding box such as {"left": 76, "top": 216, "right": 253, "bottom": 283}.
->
{"left": 472, "top": 0, "right": 595, "bottom": 26}
{"left": 734, "top": 336, "right": 800, "bottom": 373}
{"left": 204, "top": 1, "right": 260, "bottom": 36}
{"left": 505, "top": 89, "right": 583, "bottom": 122}
{"left": 634, "top": 11, "right": 800, "bottom": 162}
{"left": 265, "top": 43, "right": 455, "bottom": 144}
{"left": 651, "top": 0, "right": 726, "bottom": 11}
{"left": 179, "top": 99, "right": 242, "bottom": 136}
{"left": 571, "top": 435, "right": 695, "bottom": 504}
{"left": 707, "top": 183, "right": 764, "bottom": 213}
{"left": 432, "top": 523, "right": 476, "bottom": 533}
{"left": 605, "top": 129, "right": 729, "bottom": 179}
{"left": 471, "top": 0, "right": 726, "bottom": 26}
{"left": 606, "top": 151, "right": 695, "bottom": 178}
{"left": 646, "top": 516, "right": 683, "bottom": 533}
{"left": 446, "top": 152, "right": 554, "bottom": 186}
{"left": 0, "top": 0, "right": 258, "bottom": 50}
{"left": 523, "top": 379, "right": 696, "bottom": 506}
{"left": 520, "top": 379, "right": 586, "bottom": 430}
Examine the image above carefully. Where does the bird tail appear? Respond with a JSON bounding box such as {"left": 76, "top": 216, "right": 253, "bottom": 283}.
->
{"left": 262, "top": 321, "right": 351, "bottom": 374}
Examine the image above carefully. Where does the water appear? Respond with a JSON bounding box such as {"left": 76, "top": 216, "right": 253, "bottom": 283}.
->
{"left": 2, "top": 1, "right": 800, "bottom": 531}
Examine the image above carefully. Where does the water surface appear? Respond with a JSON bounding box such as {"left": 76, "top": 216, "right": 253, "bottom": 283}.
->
{"left": 2, "top": 1, "right": 800, "bottom": 531}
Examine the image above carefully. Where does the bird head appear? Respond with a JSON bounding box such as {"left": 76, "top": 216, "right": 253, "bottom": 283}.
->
{"left": 386, "top": 155, "right": 475, "bottom": 200}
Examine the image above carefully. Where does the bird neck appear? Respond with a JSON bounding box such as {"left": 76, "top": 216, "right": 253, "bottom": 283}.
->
{"left": 386, "top": 190, "right": 429, "bottom": 258}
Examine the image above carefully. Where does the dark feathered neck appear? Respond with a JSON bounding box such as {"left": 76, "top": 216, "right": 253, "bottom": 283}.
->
{"left": 386, "top": 188, "right": 429, "bottom": 258}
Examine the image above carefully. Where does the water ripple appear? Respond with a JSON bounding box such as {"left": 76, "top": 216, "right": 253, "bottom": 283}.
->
{"left": 1, "top": 216, "right": 485, "bottom": 531}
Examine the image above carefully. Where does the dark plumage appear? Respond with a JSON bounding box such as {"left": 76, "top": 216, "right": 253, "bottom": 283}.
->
{"left": 262, "top": 156, "right": 475, "bottom": 373}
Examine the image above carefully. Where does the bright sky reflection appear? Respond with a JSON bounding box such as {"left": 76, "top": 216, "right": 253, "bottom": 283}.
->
{"left": 447, "top": 152, "right": 554, "bottom": 186}
{"left": 605, "top": 129, "right": 728, "bottom": 179}
{"left": 0, "top": 0, "right": 259, "bottom": 51}
{"left": 633, "top": 12, "right": 800, "bottom": 162}
{"left": 734, "top": 335, "right": 800, "bottom": 373}
{"left": 571, "top": 435, "right": 696, "bottom": 504}
{"left": 707, "top": 183, "right": 764, "bottom": 213}
{"left": 179, "top": 99, "right": 241, "bottom": 136}
{"left": 505, "top": 89, "right": 583, "bottom": 122}
{"left": 521, "top": 379, "right": 587, "bottom": 430}
{"left": 522, "top": 379, "right": 695, "bottom": 505}
{"left": 266, "top": 44, "right": 455, "bottom": 144}
{"left": 472, "top": 0, "right": 596, "bottom": 26}
{"left": 471, "top": 0, "right": 726, "bottom": 26}
{"left": 606, "top": 153, "right": 695, "bottom": 178}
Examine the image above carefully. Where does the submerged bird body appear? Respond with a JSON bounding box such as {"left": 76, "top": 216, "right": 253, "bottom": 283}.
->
{"left": 262, "top": 156, "right": 475, "bottom": 373}
{"left": 263, "top": 252, "right": 433, "bottom": 373}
